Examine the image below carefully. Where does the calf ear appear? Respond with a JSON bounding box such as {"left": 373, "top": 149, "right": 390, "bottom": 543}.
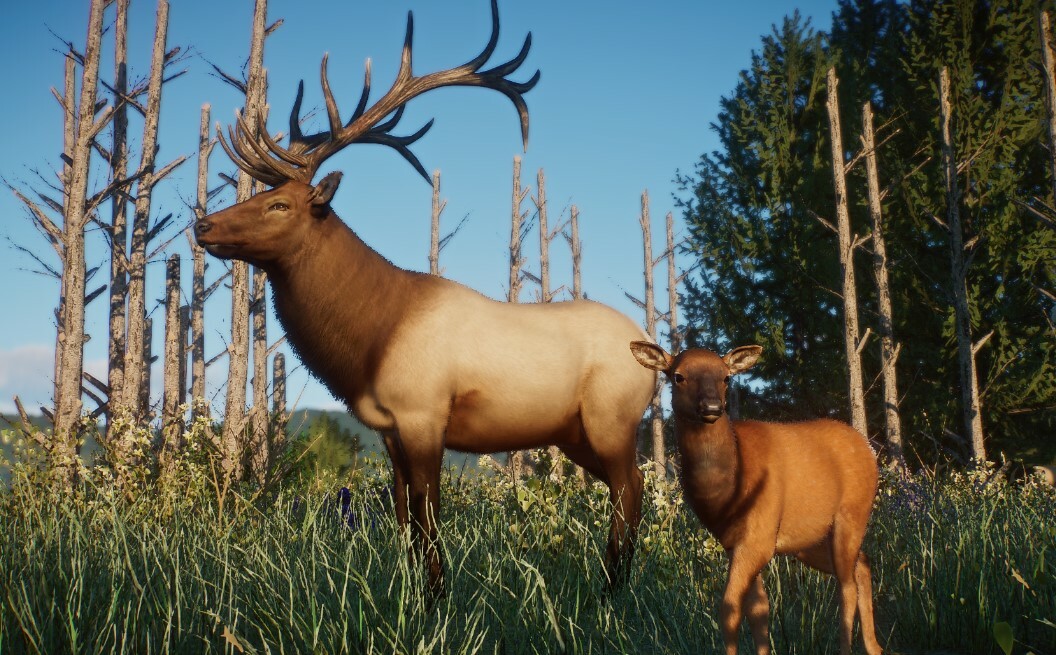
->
{"left": 630, "top": 341, "right": 673, "bottom": 372}
{"left": 308, "top": 171, "right": 343, "bottom": 215}
{"left": 723, "top": 345, "right": 762, "bottom": 375}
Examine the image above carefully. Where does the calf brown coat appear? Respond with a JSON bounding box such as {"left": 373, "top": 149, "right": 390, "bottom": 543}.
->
{"left": 630, "top": 342, "right": 883, "bottom": 655}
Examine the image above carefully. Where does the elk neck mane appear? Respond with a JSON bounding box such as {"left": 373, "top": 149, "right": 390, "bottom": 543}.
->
{"left": 263, "top": 207, "right": 443, "bottom": 408}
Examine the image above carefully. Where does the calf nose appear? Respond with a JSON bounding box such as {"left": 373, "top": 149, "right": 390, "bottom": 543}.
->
{"left": 699, "top": 402, "right": 723, "bottom": 416}
{"left": 194, "top": 220, "right": 213, "bottom": 235}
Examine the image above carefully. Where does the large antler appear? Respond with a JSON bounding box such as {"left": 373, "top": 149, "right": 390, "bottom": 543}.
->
{"left": 218, "top": 0, "right": 539, "bottom": 186}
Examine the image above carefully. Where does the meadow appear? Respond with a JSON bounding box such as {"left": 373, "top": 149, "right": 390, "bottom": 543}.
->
{"left": 1, "top": 443, "right": 1053, "bottom": 655}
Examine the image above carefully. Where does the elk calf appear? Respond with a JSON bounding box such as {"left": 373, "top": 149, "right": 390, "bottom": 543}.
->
{"left": 630, "top": 342, "right": 882, "bottom": 655}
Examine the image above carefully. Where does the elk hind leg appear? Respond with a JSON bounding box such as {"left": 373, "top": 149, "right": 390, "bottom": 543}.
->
{"left": 854, "top": 551, "right": 883, "bottom": 655}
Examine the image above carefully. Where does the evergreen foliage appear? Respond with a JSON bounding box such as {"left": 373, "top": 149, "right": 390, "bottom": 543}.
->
{"left": 678, "top": 0, "right": 1056, "bottom": 464}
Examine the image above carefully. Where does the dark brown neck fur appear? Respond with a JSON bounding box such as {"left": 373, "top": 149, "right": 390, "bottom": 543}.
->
{"left": 262, "top": 210, "right": 440, "bottom": 409}
{"left": 677, "top": 413, "right": 742, "bottom": 534}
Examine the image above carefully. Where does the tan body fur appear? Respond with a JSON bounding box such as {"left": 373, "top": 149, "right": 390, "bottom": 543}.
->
{"left": 198, "top": 179, "right": 653, "bottom": 594}
{"left": 631, "top": 342, "right": 883, "bottom": 655}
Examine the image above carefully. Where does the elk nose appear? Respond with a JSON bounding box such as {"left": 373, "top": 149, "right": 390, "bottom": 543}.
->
{"left": 194, "top": 220, "right": 213, "bottom": 235}
{"left": 699, "top": 402, "right": 723, "bottom": 417}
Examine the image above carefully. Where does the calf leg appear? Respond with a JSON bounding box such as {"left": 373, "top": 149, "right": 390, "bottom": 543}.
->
{"left": 722, "top": 547, "right": 772, "bottom": 655}
{"left": 745, "top": 573, "right": 771, "bottom": 655}
{"left": 854, "top": 552, "right": 883, "bottom": 655}
{"left": 832, "top": 515, "right": 869, "bottom": 655}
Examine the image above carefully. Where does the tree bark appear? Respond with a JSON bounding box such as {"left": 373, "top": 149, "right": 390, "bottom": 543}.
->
{"left": 122, "top": 0, "right": 170, "bottom": 425}
{"left": 825, "top": 67, "right": 868, "bottom": 437}
{"left": 508, "top": 155, "right": 529, "bottom": 480}
{"left": 272, "top": 353, "right": 288, "bottom": 453}
{"left": 862, "top": 101, "right": 905, "bottom": 471}
{"left": 52, "top": 0, "right": 106, "bottom": 480}
{"left": 190, "top": 104, "right": 211, "bottom": 419}
{"left": 139, "top": 318, "right": 153, "bottom": 417}
{"left": 566, "top": 204, "right": 586, "bottom": 483}
{"left": 534, "top": 169, "right": 563, "bottom": 479}
{"left": 106, "top": 0, "right": 130, "bottom": 431}
{"left": 222, "top": 0, "right": 268, "bottom": 480}
{"left": 640, "top": 191, "right": 665, "bottom": 477}
{"left": 665, "top": 211, "right": 680, "bottom": 355}
{"left": 1039, "top": 12, "right": 1056, "bottom": 205}
{"left": 249, "top": 253, "right": 270, "bottom": 485}
{"left": 161, "top": 254, "right": 183, "bottom": 473}
{"left": 939, "top": 67, "right": 987, "bottom": 461}
{"left": 429, "top": 169, "right": 444, "bottom": 276}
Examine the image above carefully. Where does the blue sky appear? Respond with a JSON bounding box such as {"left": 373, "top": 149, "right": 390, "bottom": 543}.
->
{"left": 0, "top": 0, "right": 840, "bottom": 416}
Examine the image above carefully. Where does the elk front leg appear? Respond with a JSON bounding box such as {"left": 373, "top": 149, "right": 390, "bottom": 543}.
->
{"left": 382, "top": 431, "right": 409, "bottom": 530}
{"left": 399, "top": 421, "right": 446, "bottom": 598}
{"left": 745, "top": 573, "right": 771, "bottom": 655}
{"left": 721, "top": 546, "right": 772, "bottom": 655}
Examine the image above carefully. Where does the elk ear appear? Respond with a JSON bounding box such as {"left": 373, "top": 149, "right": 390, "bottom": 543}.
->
{"left": 723, "top": 345, "right": 762, "bottom": 375}
{"left": 630, "top": 341, "right": 673, "bottom": 372}
{"left": 308, "top": 171, "right": 343, "bottom": 215}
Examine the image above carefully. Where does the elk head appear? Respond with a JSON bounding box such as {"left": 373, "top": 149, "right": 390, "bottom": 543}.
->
{"left": 195, "top": 0, "right": 539, "bottom": 265}
{"left": 630, "top": 342, "right": 762, "bottom": 423}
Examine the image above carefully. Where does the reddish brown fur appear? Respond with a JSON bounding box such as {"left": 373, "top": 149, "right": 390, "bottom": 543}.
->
{"left": 631, "top": 342, "right": 883, "bottom": 655}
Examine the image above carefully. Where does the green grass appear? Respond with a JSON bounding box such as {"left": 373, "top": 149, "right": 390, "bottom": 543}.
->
{"left": 0, "top": 463, "right": 1053, "bottom": 654}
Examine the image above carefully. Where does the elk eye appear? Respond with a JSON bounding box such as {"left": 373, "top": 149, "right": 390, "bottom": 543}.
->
{"left": 268, "top": 202, "right": 289, "bottom": 212}
{"left": 724, "top": 375, "right": 731, "bottom": 385}
{"left": 673, "top": 372, "right": 686, "bottom": 384}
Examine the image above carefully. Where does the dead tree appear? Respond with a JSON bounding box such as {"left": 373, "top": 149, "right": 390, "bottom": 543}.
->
{"left": 507, "top": 155, "right": 529, "bottom": 480}
{"left": 221, "top": 0, "right": 269, "bottom": 480}
{"left": 564, "top": 204, "right": 587, "bottom": 483}
{"left": 429, "top": 170, "right": 446, "bottom": 275}
{"left": 161, "top": 254, "right": 183, "bottom": 472}
{"left": 50, "top": 0, "right": 107, "bottom": 477}
{"left": 189, "top": 104, "right": 213, "bottom": 419}
{"left": 639, "top": 191, "right": 665, "bottom": 477}
{"left": 862, "top": 101, "right": 905, "bottom": 471}
{"left": 272, "top": 353, "right": 288, "bottom": 451}
{"left": 939, "top": 67, "right": 988, "bottom": 461}
{"left": 665, "top": 212, "right": 680, "bottom": 356}
{"left": 106, "top": 0, "right": 130, "bottom": 429}
{"left": 249, "top": 183, "right": 271, "bottom": 484}
{"left": 121, "top": 0, "right": 173, "bottom": 426}
{"left": 532, "top": 169, "right": 565, "bottom": 478}
{"left": 824, "top": 67, "right": 869, "bottom": 438}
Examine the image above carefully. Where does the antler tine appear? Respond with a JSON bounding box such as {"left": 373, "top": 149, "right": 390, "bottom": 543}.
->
{"left": 320, "top": 54, "right": 345, "bottom": 140}
{"left": 221, "top": 0, "right": 537, "bottom": 185}
{"left": 463, "top": 0, "right": 502, "bottom": 73}
{"left": 216, "top": 120, "right": 289, "bottom": 187}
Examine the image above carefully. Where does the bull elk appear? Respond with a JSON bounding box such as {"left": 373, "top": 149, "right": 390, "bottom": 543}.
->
{"left": 195, "top": 0, "right": 654, "bottom": 595}
{"left": 630, "top": 342, "right": 883, "bottom": 655}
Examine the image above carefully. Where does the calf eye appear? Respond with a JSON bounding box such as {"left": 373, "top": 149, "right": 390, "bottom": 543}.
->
{"left": 268, "top": 202, "right": 290, "bottom": 212}
{"left": 724, "top": 375, "right": 731, "bottom": 385}
{"left": 673, "top": 372, "right": 686, "bottom": 384}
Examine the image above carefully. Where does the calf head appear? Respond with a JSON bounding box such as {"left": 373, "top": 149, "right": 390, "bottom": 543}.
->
{"left": 630, "top": 342, "right": 761, "bottom": 423}
{"left": 194, "top": 172, "right": 342, "bottom": 268}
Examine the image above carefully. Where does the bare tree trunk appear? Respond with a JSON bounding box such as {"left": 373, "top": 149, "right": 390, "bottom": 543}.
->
{"left": 665, "top": 211, "right": 680, "bottom": 355}
{"left": 272, "top": 353, "right": 288, "bottom": 453}
{"left": 52, "top": 0, "right": 107, "bottom": 480}
{"left": 825, "top": 68, "right": 868, "bottom": 438}
{"left": 1040, "top": 12, "right": 1056, "bottom": 205}
{"left": 249, "top": 256, "right": 269, "bottom": 485}
{"left": 53, "top": 53, "right": 75, "bottom": 431}
{"left": 429, "top": 169, "right": 445, "bottom": 276}
{"left": 222, "top": 0, "right": 268, "bottom": 480}
{"left": 190, "top": 104, "right": 211, "bottom": 419}
{"left": 533, "top": 169, "right": 563, "bottom": 479}
{"left": 122, "top": 0, "right": 170, "bottom": 426}
{"left": 106, "top": 0, "right": 130, "bottom": 431}
{"left": 161, "top": 254, "right": 183, "bottom": 473}
{"left": 640, "top": 191, "right": 665, "bottom": 477}
{"left": 862, "top": 101, "right": 905, "bottom": 471}
{"left": 508, "top": 155, "right": 529, "bottom": 480}
{"left": 139, "top": 318, "right": 153, "bottom": 417}
{"left": 939, "top": 67, "right": 987, "bottom": 462}
{"left": 566, "top": 204, "right": 586, "bottom": 483}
